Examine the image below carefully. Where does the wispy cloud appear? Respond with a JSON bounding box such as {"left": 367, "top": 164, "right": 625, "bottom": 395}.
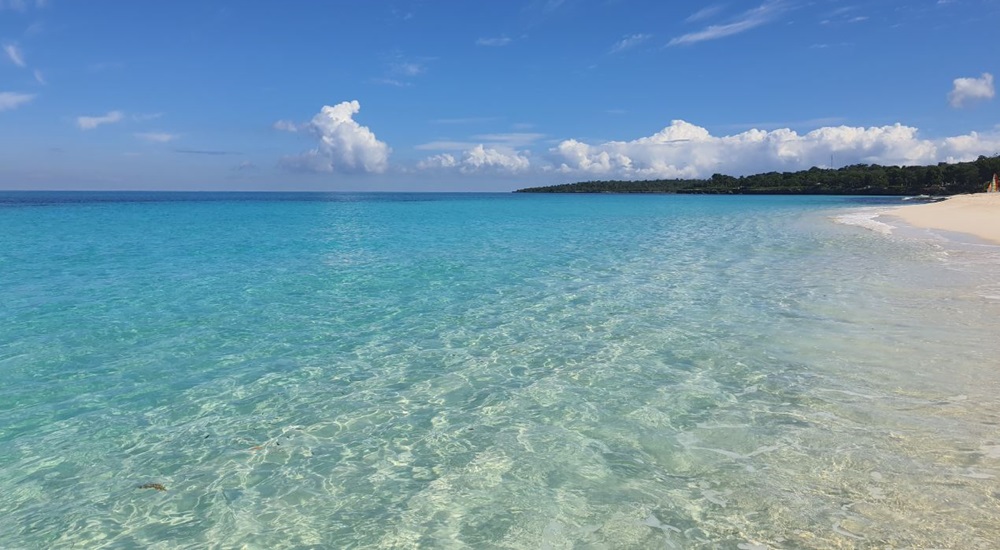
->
{"left": 77, "top": 110, "right": 124, "bottom": 130}
{"left": 686, "top": 5, "right": 726, "bottom": 23}
{"left": 132, "top": 112, "right": 163, "bottom": 122}
{"left": 827, "top": 5, "right": 857, "bottom": 16}
{"left": 610, "top": 33, "right": 651, "bottom": 54}
{"left": 0, "top": 0, "right": 29, "bottom": 12}
{"left": 720, "top": 116, "right": 846, "bottom": 131}
{"left": 374, "top": 56, "right": 431, "bottom": 87}
{"left": 540, "top": 0, "right": 566, "bottom": 14}
{"left": 414, "top": 140, "right": 479, "bottom": 151}
{"left": 135, "top": 132, "right": 179, "bottom": 143}
{"left": 820, "top": 6, "right": 869, "bottom": 26}
{"left": 472, "top": 132, "right": 545, "bottom": 148}
{"left": 0, "top": 0, "right": 47, "bottom": 11}
{"left": 0, "top": 91, "right": 34, "bottom": 111}
{"left": 24, "top": 21, "right": 44, "bottom": 36}
{"left": 389, "top": 8, "right": 414, "bottom": 21}
{"left": 809, "top": 42, "right": 852, "bottom": 49}
{"left": 521, "top": 0, "right": 572, "bottom": 27}
{"left": 3, "top": 43, "right": 25, "bottom": 67}
{"left": 476, "top": 36, "right": 512, "bottom": 47}
{"left": 33, "top": 69, "right": 45, "bottom": 84}
{"left": 669, "top": 1, "right": 789, "bottom": 46}
{"left": 392, "top": 61, "right": 424, "bottom": 77}
{"left": 949, "top": 73, "right": 995, "bottom": 108}
{"left": 372, "top": 77, "right": 409, "bottom": 88}
{"left": 416, "top": 132, "right": 545, "bottom": 151}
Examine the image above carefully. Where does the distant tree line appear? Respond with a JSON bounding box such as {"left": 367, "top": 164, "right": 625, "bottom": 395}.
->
{"left": 516, "top": 155, "right": 1000, "bottom": 195}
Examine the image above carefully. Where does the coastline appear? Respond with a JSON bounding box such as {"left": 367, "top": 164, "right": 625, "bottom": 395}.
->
{"left": 886, "top": 193, "right": 1000, "bottom": 245}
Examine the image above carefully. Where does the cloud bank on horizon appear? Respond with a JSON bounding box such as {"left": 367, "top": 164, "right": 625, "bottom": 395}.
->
{"left": 548, "top": 121, "right": 1000, "bottom": 179}
{"left": 275, "top": 99, "right": 1000, "bottom": 181}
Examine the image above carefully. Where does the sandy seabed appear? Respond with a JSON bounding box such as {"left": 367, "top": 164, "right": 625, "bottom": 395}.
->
{"left": 891, "top": 193, "right": 1000, "bottom": 244}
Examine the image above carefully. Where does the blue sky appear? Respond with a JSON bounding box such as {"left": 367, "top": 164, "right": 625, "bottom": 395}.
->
{"left": 1, "top": 0, "right": 998, "bottom": 191}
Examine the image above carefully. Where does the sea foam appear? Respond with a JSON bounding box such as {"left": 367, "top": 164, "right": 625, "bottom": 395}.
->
{"left": 830, "top": 206, "right": 896, "bottom": 235}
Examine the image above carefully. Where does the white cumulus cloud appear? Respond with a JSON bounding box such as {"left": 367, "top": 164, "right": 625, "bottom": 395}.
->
{"left": 280, "top": 100, "right": 391, "bottom": 174}
{"left": 549, "top": 120, "right": 1000, "bottom": 179}
{"left": 0, "top": 91, "right": 34, "bottom": 111}
{"left": 417, "top": 153, "right": 458, "bottom": 169}
{"left": 4, "top": 43, "right": 25, "bottom": 67}
{"left": 76, "top": 110, "right": 125, "bottom": 130}
{"left": 948, "top": 73, "right": 995, "bottom": 108}
{"left": 418, "top": 145, "right": 530, "bottom": 174}
{"left": 273, "top": 119, "right": 299, "bottom": 132}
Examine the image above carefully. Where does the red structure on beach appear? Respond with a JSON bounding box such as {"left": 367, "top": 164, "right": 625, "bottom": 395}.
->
{"left": 988, "top": 174, "right": 1000, "bottom": 193}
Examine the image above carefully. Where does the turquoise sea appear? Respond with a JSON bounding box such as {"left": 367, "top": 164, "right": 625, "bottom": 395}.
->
{"left": 2, "top": 192, "right": 1000, "bottom": 549}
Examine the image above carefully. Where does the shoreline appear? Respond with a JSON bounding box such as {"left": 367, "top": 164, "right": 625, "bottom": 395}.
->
{"left": 885, "top": 193, "right": 1000, "bottom": 245}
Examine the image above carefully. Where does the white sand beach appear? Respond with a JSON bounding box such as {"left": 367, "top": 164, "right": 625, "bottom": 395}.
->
{"left": 890, "top": 193, "right": 1000, "bottom": 244}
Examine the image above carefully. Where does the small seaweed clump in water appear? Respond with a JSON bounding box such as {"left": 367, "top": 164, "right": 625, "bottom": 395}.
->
{"left": 138, "top": 483, "right": 166, "bottom": 491}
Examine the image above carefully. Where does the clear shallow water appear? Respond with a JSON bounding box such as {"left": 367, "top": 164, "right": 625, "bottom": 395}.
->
{"left": 1, "top": 192, "right": 999, "bottom": 549}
